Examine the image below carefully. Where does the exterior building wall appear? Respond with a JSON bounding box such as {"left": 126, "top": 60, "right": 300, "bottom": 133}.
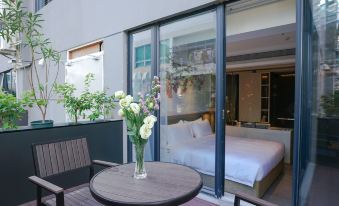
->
{"left": 28, "top": 0, "right": 218, "bottom": 163}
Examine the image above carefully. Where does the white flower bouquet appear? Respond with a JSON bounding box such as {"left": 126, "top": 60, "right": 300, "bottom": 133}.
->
{"left": 114, "top": 76, "right": 160, "bottom": 179}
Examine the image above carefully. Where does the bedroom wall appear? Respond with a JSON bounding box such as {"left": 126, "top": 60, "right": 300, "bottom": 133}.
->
{"left": 238, "top": 72, "right": 261, "bottom": 122}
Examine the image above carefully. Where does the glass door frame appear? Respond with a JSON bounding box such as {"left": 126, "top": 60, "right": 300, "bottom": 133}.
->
{"left": 126, "top": 0, "right": 323, "bottom": 205}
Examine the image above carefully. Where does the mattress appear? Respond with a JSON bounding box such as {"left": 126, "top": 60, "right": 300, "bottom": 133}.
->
{"left": 169, "top": 135, "right": 284, "bottom": 187}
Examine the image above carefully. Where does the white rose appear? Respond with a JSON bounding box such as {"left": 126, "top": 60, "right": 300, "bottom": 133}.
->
{"left": 143, "top": 115, "right": 157, "bottom": 128}
{"left": 130, "top": 103, "right": 140, "bottom": 114}
{"left": 125, "top": 95, "right": 133, "bottom": 104}
{"left": 140, "top": 124, "right": 152, "bottom": 139}
{"left": 119, "top": 95, "right": 133, "bottom": 108}
{"left": 118, "top": 109, "right": 124, "bottom": 117}
{"left": 115, "top": 90, "right": 126, "bottom": 99}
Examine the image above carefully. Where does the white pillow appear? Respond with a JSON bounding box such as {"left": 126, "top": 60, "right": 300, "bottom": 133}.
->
{"left": 166, "top": 123, "right": 194, "bottom": 146}
{"left": 191, "top": 120, "right": 213, "bottom": 138}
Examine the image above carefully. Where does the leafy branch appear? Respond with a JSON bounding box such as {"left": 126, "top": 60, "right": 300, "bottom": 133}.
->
{"left": 55, "top": 73, "right": 115, "bottom": 123}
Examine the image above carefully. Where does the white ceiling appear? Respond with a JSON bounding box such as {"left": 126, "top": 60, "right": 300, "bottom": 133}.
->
{"left": 227, "top": 23, "right": 296, "bottom": 56}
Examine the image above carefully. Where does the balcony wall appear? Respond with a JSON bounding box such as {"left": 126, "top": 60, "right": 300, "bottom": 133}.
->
{"left": 0, "top": 120, "right": 123, "bottom": 206}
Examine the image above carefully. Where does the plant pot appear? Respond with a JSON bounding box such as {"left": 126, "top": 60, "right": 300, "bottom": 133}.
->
{"left": 30, "top": 120, "right": 54, "bottom": 128}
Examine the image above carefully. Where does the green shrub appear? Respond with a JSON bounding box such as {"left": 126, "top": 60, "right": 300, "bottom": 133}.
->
{"left": 0, "top": 91, "right": 32, "bottom": 129}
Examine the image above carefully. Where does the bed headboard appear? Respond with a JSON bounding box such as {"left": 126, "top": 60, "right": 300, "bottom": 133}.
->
{"left": 167, "top": 111, "right": 215, "bottom": 131}
{"left": 167, "top": 113, "right": 203, "bottom": 125}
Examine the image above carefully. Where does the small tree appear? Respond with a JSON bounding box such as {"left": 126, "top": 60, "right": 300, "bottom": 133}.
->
{"left": 0, "top": 0, "right": 61, "bottom": 122}
{"left": 55, "top": 73, "right": 115, "bottom": 123}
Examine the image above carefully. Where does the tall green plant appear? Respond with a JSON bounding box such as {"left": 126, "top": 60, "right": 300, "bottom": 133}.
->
{"left": 0, "top": 0, "right": 61, "bottom": 122}
{"left": 55, "top": 73, "right": 115, "bottom": 123}
{"left": 0, "top": 91, "right": 32, "bottom": 129}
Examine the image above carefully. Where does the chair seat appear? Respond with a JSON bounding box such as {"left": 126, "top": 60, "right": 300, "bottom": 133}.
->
{"left": 44, "top": 184, "right": 103, "bottom": 206}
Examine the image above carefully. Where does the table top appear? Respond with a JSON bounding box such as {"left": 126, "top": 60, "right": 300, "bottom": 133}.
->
{"left": 90, "top": 162, "right": 203, "bottom": 206}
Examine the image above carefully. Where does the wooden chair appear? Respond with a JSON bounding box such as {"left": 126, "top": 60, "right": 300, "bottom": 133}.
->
{"left": 28, "top": 137, "right": 119, "bottom": 206}
{"left": 234, "top": 192, "right": 278, "bottom": 206}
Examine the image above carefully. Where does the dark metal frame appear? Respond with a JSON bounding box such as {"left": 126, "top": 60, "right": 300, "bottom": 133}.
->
{"left": 292, "top": 0, "right": 316, "bottom": 205}
{"left": 292, "top": 0, "right": 304, "bottom": 204}
{"left": 215, "top": 4, "right": 226, "bottom": 198}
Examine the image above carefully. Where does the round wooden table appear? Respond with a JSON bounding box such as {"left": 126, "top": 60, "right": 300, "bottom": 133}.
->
{"left": 90, "top": 162, "right": 203, "bottom": 206}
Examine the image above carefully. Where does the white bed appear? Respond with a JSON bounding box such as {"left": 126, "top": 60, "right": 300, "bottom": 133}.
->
{"left": 162, "top": 121, "right": 285, "bottom": 187}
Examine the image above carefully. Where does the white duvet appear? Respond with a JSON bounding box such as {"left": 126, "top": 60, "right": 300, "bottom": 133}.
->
{"left": 169, "top": 135, "right": 284, "bottom": 187}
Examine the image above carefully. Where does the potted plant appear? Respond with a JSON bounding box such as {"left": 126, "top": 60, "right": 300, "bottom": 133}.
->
{"left": 0, "top": 91, "right": 32, "bottom": 129}
{"left": 55, "top": 73, "right": 115, "bottom": 124}
{"left": 0, "top": 0, "right": 61, "bottom": 128}
{"left": 115, "top": 76, "right": 160, "bottom": 179}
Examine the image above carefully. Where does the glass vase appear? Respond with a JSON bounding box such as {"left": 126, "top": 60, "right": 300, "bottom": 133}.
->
{"left": 134, "top": 143, "right": 147, "bottom": 179}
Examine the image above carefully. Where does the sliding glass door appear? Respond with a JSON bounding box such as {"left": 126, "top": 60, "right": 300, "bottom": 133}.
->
{"left": 128, "top": 4, "right": 225, "bottom": 198}
{"left": 295, "top": 0, "right": 339, "bottom": 205}
{"left": 159, "top": 10, "right": 218, "bottom": 191}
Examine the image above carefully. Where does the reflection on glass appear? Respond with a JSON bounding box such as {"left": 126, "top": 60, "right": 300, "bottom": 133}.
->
{"left": 299, "top": 0, "right": 339, "bottom": 205}
{"left": 131, "top": 30, "right": 152, "bottom": 100}
{"left": 159, "top": 11, "right": 216, "bottom": 190}
{"left": 130, "top": 30, "right": 153, "bottom": 161}
{"left": 1, "top": 70, "right": 16, "bottom": 96}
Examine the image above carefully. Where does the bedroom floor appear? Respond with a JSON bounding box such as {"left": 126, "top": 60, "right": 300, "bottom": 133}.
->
{"left": 262, "top": 164, "right": 292, "bottom": 206}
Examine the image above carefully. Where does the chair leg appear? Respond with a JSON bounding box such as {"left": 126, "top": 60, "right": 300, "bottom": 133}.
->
{"left": 36, "top": 186, "right": 42, "bottom": 206}
{"left": 234, "top": 196, "right": 240, "bottom": 206}
{"left": 56, "top": 193, "right": 64, "bottom": 206}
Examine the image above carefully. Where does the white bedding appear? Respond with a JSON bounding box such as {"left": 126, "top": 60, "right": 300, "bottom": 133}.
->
{"left": 169, "top": 135, "right": 284, "bottom": 187}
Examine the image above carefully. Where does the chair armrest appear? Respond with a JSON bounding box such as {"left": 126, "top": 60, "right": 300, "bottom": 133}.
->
{"left": 92, "top": 160, "right": 120, "bottom": 167}
{"left": 28, "top": 176, "right": 64, "bottom": 194}
{"left": 234, "top": 192, "right": 278, "bottom": 206}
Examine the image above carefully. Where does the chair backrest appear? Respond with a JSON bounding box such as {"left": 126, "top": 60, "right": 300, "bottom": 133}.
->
{"left": 32, "top": 137, "right": 92, "bottom": 178}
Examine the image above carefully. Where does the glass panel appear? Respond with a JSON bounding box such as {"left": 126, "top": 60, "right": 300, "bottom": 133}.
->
{"left": 226, "top": 0, "right": 295, "bottom": 204}
{"left": 131, "top": 30, "right": 153, "bottom": 161}
{"left": 226, "top": 74, "right": 239, "bottom": 125}
{"left": 135, "top": 46, "right": 145, "bottom": 64}
{"left": 159, "top": 11, "right": 216, "bottom": 190}
{"left": 131, "top": 30, "right": 152, "bottom": 99}
{"left": 298, "top": 0, "right": 339, "bottom": 205}
{"left": 160, "top": 39, "right": 170, "bottom": 64}
{"left": 145, "top": 44, "right": 151, "bottom": 61}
